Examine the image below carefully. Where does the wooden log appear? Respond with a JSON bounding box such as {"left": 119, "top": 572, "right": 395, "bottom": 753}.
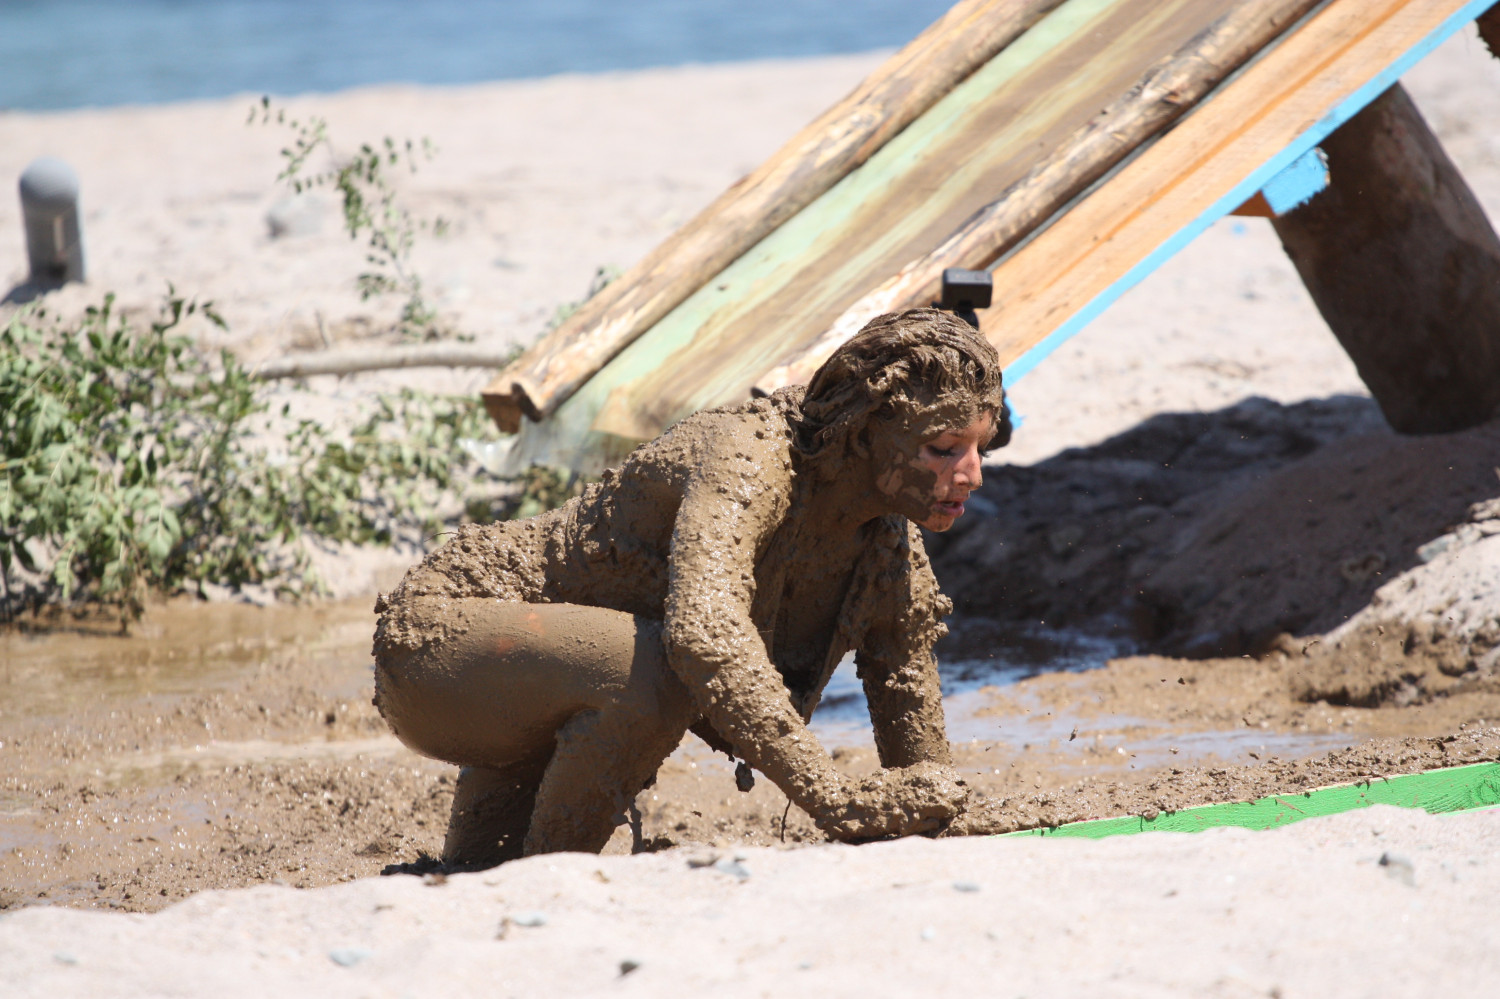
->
{"left": 480, "top": 0, "right": 1066, "bottom": 432}
{"left": 255, "top": 344, "right": 520, "bottom": 380}
{"left": 947, "top": 0, "right": 1481, "bottom": 385}
{"left": 1478, "top": 4, "right": 1500, "bottom": 57}
{"left": 594, "top": 0, "right": 1262, "bottom": 442}
{"left": 1270, "top": 83, "right": 1500, "bottom": 434}
{"left": 753, "top": 0, "right": 1322, "bottom": 397}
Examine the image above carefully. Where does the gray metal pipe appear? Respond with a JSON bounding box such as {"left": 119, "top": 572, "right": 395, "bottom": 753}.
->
{"left": 19, "top": 156, "right": 85, "bottom": 287}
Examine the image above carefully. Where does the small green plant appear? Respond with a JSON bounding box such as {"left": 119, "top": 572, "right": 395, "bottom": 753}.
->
{"left": 0, "top": 294, "right": 494, "bottom": 621}
{"left": 2, "top": 101, "right": 621, "bottom": 623}
{"left": 251, "top": 97, "right": 448, "bottom": 342}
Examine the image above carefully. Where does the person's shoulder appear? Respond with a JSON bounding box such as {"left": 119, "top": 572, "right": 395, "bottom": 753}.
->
{"left": 651, "top": 394, "right": 797, "bottom": 471}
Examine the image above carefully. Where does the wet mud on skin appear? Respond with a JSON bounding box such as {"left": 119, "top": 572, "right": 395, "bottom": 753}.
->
{"left": 4, "top": 595, "right": 1499, "bottom": 914}
{"left": 371, "top": 375, "right": 977, "bottom": 848}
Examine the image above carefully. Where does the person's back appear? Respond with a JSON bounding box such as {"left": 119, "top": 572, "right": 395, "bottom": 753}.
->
{"left": 373, "top": 390, "right": 801, "bottom": 650}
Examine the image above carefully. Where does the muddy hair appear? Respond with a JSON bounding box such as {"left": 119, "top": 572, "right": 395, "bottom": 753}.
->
{"left": 793, "top": 308, "right": 1010, "bottom": 465}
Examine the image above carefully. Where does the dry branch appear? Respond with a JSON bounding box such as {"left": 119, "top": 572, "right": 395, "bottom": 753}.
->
{"left": 255, "top": 344, "right": 519, "bottom": 380}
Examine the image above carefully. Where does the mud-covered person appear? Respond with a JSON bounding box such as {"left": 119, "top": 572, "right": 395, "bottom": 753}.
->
{"left": 372, "top": 307, "right": 1010, "bottom": 867}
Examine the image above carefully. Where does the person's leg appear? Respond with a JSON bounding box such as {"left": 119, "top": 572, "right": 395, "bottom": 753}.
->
{"left": 521, "top": 696, "right": 687, "bottom": 855}
{"left": 374, "top": 600, "right": 694, "bottom": 863}
{"left": 442, "top": 761, "right": 547, "bottom": 868}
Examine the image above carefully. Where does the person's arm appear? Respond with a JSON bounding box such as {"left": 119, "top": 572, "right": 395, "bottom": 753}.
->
{"left": 662, "top": 434, "right": 844, "bottom": 810}
{"left": 855, "top": 521, "right": 954, "bottom": 769}
{"left": 663, "top": 435, "right": 964, "bottom": 838}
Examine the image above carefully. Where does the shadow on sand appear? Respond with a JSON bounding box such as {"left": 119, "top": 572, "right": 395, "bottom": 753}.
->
{"left": 931, "top": 394, "right": 1500, "bottom": 658}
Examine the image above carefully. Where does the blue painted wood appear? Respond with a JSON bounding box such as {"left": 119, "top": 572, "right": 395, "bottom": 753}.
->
{"left": 1262, "top": 146, "right": 1329, "bottom": 215}
{"left": 1002, "top": 0, "right": 1498, "bottom": 387}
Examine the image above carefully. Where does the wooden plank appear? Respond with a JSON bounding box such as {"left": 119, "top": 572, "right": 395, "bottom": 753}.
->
{"left": 1271, "top": 83, "right": 1500, "bottom": 434}
{"left": 986, "top": 0, "right": 1492, "bottom": 387}
{"left": 1002, "top": 761, "right": 1500, "bottom": 839}
{"left": 479, "top": 0, "right": 1067, "bottom": 432}
{"left": 587, "top": 0, "right": 1241, "bottom": 443}
{"left": 753, "top": 0, "right": 1322, "bottom": 397}
{"left": 501, "top": 0, "right": 1155, "bottom": 468}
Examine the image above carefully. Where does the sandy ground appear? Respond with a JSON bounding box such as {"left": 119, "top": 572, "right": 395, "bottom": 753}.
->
{"left": 0, "top": 53, "right": 890, "bottom": 368}
{"left": 4, "top": 26, "right": 1500, "bottom": 997}
{"left": 2, "top": 805, "right": 1497, "bottom": 998}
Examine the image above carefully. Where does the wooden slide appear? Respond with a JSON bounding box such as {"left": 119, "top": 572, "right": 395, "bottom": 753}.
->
{"left": 483, "top": 0, "right": 1498, "bottom": 473}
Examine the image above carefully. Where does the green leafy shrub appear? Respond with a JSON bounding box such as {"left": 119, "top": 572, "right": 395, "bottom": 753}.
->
{"left": 252, "top": 97, "right": 449, "bottom": 342}
{"left": 0, "top": 294, "right": 492, "bottom": 620}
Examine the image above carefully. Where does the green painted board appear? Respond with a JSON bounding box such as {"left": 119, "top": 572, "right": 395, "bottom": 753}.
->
{"left": 1002, "top": 761, "right": 1500, "bottom": 840}
{"left": 503, "top": 0, "right": 1238, "bottom": 472}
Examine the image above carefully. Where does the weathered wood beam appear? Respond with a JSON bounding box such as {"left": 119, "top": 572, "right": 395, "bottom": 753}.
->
{"left": 480, "top": 0, "right": 1066, "bottom": 432}
{"left": 753, "top": 0, "right": 1321, "bottom": 396}
{"left": 1271, "top": 83, "right": 1500, "bottom": 434}
{"left": 1477, "top": 3, "right": 1500, "bottom": 56}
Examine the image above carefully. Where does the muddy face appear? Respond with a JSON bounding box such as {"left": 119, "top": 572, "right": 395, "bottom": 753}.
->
{"left": 873, "top": 410, "right": 995, "bottom": 532}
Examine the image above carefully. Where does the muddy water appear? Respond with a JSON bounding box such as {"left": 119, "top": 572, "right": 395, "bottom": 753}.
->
{"left": 811, "top": 630, "right": 1349, "bottom": 766}
{"left": 3, "top": 597, "right": 1497, "bottom": 912}
{"left": 1, "top": 598, "right": 375, "bottom": 717}
{"left": 0, "top": 597, "right": 452, "bottom": 911}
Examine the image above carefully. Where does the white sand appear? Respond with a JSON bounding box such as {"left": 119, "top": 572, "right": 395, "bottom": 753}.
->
{"left": 0, "top": 54, "right": 887, "bottom": 384}
{"left": 4, "top": 27, "right": 1500, "bottom": 995}
{"left": 2, "top": 805, "right": 1495, "bottom": 998}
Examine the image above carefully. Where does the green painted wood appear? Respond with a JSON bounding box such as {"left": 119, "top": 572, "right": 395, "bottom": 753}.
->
{"left": 503, "top": 0, "right": 1230, "bottom": 471}
{"left": 594, "top": 0, "right": 1232, "bottom": 443}
{"left": 1001, "top": 761, "right": 1500, "bottom": 840}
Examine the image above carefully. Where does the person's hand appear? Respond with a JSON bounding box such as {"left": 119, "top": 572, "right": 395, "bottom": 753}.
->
{"left": 813, "top": 761, "right": 969, "bottom": 841}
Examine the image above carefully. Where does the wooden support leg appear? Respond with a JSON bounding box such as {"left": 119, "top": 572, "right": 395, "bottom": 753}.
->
{"left": 1270, "top": 83, "right": 1500, "bottom": 434}
{"left": 1477, "top": 5, "right": 1500, "bottom": 59}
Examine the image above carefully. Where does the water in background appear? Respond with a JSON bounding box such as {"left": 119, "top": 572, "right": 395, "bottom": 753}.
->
{"left": 2, "top": 0, "right": 953, "bottom": 111}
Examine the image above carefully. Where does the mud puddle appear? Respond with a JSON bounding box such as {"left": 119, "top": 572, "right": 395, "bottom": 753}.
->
{"left": 0, "top": 598, "right": 376, "bottom": 720}
{"left": 813, "top": 625, "right": 1130, "bottom": 743}
{"left": 812, "top": 629, "right": 1347, "bottom": 767}
{"left": 3, "top": 598, "right": 1498, "bottom": 913}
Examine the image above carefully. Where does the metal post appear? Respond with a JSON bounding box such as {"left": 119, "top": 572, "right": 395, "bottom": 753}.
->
{"left": 19, "top": 156, "right": 85, "bottom": 287}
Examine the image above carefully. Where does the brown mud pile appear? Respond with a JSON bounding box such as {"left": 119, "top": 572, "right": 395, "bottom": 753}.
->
{"left": 4, "top": 383, "right": 1498, "bottom": 914}
{"left": 931, "top": 397, "right": 1500, "bottom": 663}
